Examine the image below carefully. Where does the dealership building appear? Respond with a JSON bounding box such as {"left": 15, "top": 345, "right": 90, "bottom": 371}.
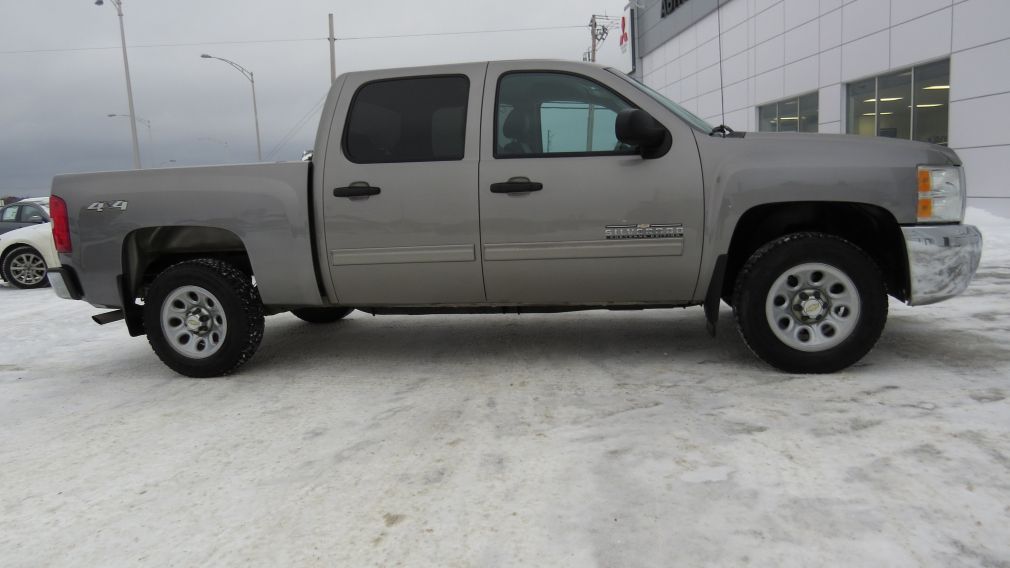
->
{"left": 632, "top": 0, "right": 1010, "bottom": 207}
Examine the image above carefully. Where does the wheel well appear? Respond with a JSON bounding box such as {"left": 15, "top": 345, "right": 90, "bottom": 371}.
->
{"left": 722, "top": 202, "right": 908, "bottom": 303}
{"left": 122, "top": 226, "right": 252, "bottom": 300}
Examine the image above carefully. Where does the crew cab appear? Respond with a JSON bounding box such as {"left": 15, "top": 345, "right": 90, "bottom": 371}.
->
{"left": 47, "top": 60, "right": 982, "bottom": 377}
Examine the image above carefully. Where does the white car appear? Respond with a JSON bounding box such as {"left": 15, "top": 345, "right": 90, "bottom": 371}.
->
{"left": 0, "top": 222, "right": 58, "bottom": 289}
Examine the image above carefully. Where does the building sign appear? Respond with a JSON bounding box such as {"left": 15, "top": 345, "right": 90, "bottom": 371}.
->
{"left": 615, "top": 3, "right": 635, "bottom": 74}
{"left": 661, "top": 0, "right": 690, "bottom": 18}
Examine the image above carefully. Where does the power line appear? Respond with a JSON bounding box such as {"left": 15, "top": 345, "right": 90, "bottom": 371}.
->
{"left": 0, "top": 24, "right": 589, "bottom": 56}
{"left": 264, "top": 94, "right": 328, "bottom": 161}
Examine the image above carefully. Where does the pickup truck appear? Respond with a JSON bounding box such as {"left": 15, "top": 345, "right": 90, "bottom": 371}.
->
{"left": 47, "top": 60, "right": 982, "bottom": 378}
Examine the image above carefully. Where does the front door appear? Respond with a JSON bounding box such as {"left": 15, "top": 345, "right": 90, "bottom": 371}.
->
{"left": 321, "top": 65, "right": 487, "bottom": 305}
{"left": 478, "top": 62, "right": 705, "bottom": 305}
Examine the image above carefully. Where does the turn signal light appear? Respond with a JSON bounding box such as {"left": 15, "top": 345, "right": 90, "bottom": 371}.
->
{"left": 916, "top": 165, "right": 964, "bottom": 223}
{"left": 50, "top": 195, "right": 72, "bottom": 253}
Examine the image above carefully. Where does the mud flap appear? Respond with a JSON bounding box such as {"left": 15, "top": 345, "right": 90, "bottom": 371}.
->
{"left": 704, "top": 255, "right": 727, "bottom": 337}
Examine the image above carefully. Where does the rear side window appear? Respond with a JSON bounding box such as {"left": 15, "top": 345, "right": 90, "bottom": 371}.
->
{"left": 20, "top": 206, "right": 45, "bottom": 223}
{"left": 1, "top": 206, "right": 18, "bottom": 222}
{"left": 344, "top": 76, "right": 469, "bottom": 163}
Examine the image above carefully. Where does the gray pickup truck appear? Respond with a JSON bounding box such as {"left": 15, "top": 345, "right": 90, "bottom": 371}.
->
{"left": 48, "top": 60, "right": 981, "bottom": 377}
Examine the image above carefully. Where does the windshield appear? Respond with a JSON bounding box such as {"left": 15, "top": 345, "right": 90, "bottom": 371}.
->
{"left": 607, "top": 69, "right": 714, "bottom": 133}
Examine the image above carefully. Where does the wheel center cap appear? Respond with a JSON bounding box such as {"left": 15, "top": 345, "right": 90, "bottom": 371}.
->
{"left": 185, "top": 308, "right": 209, "bottom": 332}
{"left": 801, "top": 299, "right": 824, "bottom": 318}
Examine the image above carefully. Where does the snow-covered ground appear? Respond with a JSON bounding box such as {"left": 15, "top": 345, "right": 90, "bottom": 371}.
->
{"left": 2, "top": 209, "right": 1009, "bottom": 567}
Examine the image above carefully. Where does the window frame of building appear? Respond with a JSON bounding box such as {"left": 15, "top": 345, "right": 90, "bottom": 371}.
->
{"left": 757, "top": 92, "right": 819, "bottom": 133}
{"left": 341, "top": 74, "right": 470, "bottom": 164}
{"left": 845, "top": 59, "right": 950, "bottom": 146}
{"left": 493, "top": 71, "right": 640, "bottom": 159}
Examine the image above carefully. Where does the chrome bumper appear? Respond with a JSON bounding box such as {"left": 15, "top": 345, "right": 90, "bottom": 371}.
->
{"left": 902, "top": 224, "right": 982, "bottom": 306}
{"left": 47, "top": 267, "right": 83, "bottom": 301}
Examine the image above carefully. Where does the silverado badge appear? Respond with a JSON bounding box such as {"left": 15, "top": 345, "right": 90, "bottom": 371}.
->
{"left": 604, "top": 223, "right": 684, "bottom": 239}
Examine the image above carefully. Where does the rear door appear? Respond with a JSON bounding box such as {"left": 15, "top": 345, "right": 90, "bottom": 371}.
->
{"left": 320, "top": 64, "right": 486, "bottom": 305}
{"left": 477, "top": 61, "right": 705, "bottom": 304}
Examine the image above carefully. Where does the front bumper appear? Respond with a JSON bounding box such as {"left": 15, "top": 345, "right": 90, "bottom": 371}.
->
{"left": 901, "top": 224, "right": 982, "bottom": 306}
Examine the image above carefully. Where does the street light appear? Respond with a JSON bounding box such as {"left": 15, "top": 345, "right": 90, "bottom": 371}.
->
{"left": 201, "top": 54, "right": 262, "bottom": 162}
{"left": 107, "top": 114, "right": 152, "bottom": 165}
{"left": 94, "top": 0, "right": 142, "bottom": 169}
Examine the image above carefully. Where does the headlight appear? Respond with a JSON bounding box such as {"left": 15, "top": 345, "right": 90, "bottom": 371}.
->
{"left": 917, "top": 165, "right": 965, "bottom": 223}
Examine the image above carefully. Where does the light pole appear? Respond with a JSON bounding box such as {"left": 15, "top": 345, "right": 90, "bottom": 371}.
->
{"left": 95, "top": 0, "right": 142, "bottom": 169}
{"left": 201, "top": 54, "right": 262, "bottom": 162}
{"left": 107, "top": 113, "right": 152, "bottom": 165}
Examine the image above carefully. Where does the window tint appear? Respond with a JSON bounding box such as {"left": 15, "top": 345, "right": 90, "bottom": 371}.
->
{"left": 496, "top": 73, "right": 636, "bottom": 157}
{"left": 1, "top": 206, "right": 18, "bottom": 222}
{"left": 344, "top": 76, "right": 469, "bottom": 163}
{"left": 20, "top": 206, "right": 44, "bottom": 223}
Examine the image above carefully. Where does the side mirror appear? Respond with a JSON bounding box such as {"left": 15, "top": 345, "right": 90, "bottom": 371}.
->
{"left": 615, "top": 108, "right": 671, "bottom": 159}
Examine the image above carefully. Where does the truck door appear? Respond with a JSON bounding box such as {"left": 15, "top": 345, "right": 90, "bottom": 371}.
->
{"left": 477, "top": 61, "right": 705, "bottom": 304}
{"left": 320, "top": 64, "right": 486, "bottom": 305}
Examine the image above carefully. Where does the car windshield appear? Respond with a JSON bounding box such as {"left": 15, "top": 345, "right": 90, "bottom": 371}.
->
{"left": 606, "top": 68, "right": 714, "bottom": 133}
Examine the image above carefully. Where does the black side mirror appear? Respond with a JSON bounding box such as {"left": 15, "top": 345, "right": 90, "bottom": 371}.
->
{"left": 615, "top": 108, "right": 671, "bottom": 159}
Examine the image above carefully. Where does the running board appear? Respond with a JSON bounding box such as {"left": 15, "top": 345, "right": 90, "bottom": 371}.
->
{"left": 92, "top": 310, "right": 125, "bottom": 325}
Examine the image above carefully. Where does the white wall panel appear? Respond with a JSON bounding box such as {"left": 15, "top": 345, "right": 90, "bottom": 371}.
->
{"left": 697, "top": 64, "right": 722, "bottom": 96}
{"left": 755, "top": 2, "right": 785, "bottom": 43}
{"left": 819, "top": 84, "right": 843, "bottom": 123}
{"left": 841, "top": 30, "right": 889, "bottom": 82}
{"left": 819, "top": 8, "right": 842, "bottom": 50}
{"left": 818, "top": 121, "right": 842, "bottom": 133}
{"left": 842, "top": 0, "right": 890, "bottom": 42}
{"left": 784, "top": 0, "right": 820, "bottom": 31}
{"left": 723, "top": 51, "right": 750, "bottom": 85}
{"left": 724, "top": 79, "right": 750, "bottom": 112}
{"left": 951, "top": 39, "right": 1010, "bottom": 102}
{"left": 697, "top": 38, "right": 721, "bottom": 70}
{"left": 819, "top": 46, "right": 842, "bottom": 86}
{"left": 784, "top": 19, "right": 819, "bottom": 64}
{"left": 949, "top": 92, "right": 1010, "bottom": 148}
{"left": 755, "top": 35, "right": 784, "bottom": 74}
{"left": 819, "top": 0, "right": 842, "bottom": 15}
{"left": 957, "top": 146, "right": 1010, "bottom": 197}
{"left": 890, "top": 0, "right": 951, "bottom": 26}
{"left": 890, "top": 8, "right": 952, "bottom": 69}
{"left": 720, "top": 0, "right": 750, "bottom": 31}
{"left": 784, "top": 55, "right": 819, "bottom": 94}
{"left": 952, "top": 0, "right": 1010, "bottom": 52}
{"left": 756, "top": 67, "right": 785, "bottom": 103}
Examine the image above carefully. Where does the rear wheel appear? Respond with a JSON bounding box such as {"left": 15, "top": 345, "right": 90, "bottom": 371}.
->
{"left": 733, "top": 232, "right": 887, "bottom": 373}
{"left": 2, "top": 246, "right": 49, "bottom": 289}
{"left": 144, "top": 259, "right": 264, "bottom": 377}
{"left": 291, "top": 307, "right": 353, "bottom": 323}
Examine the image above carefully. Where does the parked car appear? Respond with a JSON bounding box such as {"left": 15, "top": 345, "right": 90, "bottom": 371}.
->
{"left": 0, "top": 197, "right": 50, "bottom": 236}
{"left": 48, "top": 60, "right": 981, "bottom": 377}
{"left": 0, "top": 221, "right": 57, "bottom": 289}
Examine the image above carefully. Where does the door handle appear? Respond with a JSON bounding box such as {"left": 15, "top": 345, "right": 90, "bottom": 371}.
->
{"left": 334, "top": 184, "right": 381, "bottom": 198}
{"left": 490, "top": 181, "right": 543, "bottom": 193}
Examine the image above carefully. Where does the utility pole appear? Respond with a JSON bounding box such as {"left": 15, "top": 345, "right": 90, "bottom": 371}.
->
{"left": 590, "top": 15, "right": 598, "bottom": 62}
{"left": 328, "top": 13, "right": 337, "bottom": 84}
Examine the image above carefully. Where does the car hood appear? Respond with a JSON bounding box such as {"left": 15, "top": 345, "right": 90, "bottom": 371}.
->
{"left": 723, "top": 131, "right": 960, "bottom": 166}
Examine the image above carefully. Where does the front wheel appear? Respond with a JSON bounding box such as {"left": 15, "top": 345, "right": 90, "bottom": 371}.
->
{"left": 144, "top": 259, "right": 264, "bottom": 377}
{"left": 733, "top": 233, "right": 888, "bottom": 373}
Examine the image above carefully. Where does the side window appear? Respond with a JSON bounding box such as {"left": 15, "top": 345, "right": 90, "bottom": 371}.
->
{"left": 1, "top": 206, "right": 18, "bottom": 222}
{"left": 344, "top": 76, "right": 469, "bottom": 163}
{"left": 20, "top": 206, "right": 44, "bottom": 223}
{"left": 496, "top": 72, "right": 636, "bottom": 157}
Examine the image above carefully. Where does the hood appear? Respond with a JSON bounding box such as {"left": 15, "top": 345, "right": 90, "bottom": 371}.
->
{"left": 720, "top": 131, "right": 960, "bottom": 166}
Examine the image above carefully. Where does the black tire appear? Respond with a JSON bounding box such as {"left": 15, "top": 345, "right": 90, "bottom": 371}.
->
{"left": 144, "top": 259, "right": 264, "bottom": 378}
{"left": 732, "top": 232, "right": 887, "bottom": 374}
{"left": 291, "top": 307, "right": 353, "bottom": 323}
{"left": 2, "top": 245, "right": 50, "bottom": 289}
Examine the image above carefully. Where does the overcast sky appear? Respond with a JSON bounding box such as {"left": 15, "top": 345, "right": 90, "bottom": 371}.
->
{"left": 0, "top": 0, "right": 631, "bottom": 196}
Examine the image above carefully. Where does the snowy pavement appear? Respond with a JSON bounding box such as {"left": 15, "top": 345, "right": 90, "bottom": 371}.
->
{"left": 2, "top": 209, "right": 1009, "bottom": 567}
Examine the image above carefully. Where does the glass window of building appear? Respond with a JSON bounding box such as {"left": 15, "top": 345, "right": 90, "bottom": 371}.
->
{"left": 846, "top": 59, "right": 949, "bottom": 145}
{"left": 757, "top": 93, "right": 819, "bottom": 133}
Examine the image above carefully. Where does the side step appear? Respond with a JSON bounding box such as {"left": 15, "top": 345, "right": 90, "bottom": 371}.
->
{"left": 92, "top": 310, "right": 125, "bottom": 325}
